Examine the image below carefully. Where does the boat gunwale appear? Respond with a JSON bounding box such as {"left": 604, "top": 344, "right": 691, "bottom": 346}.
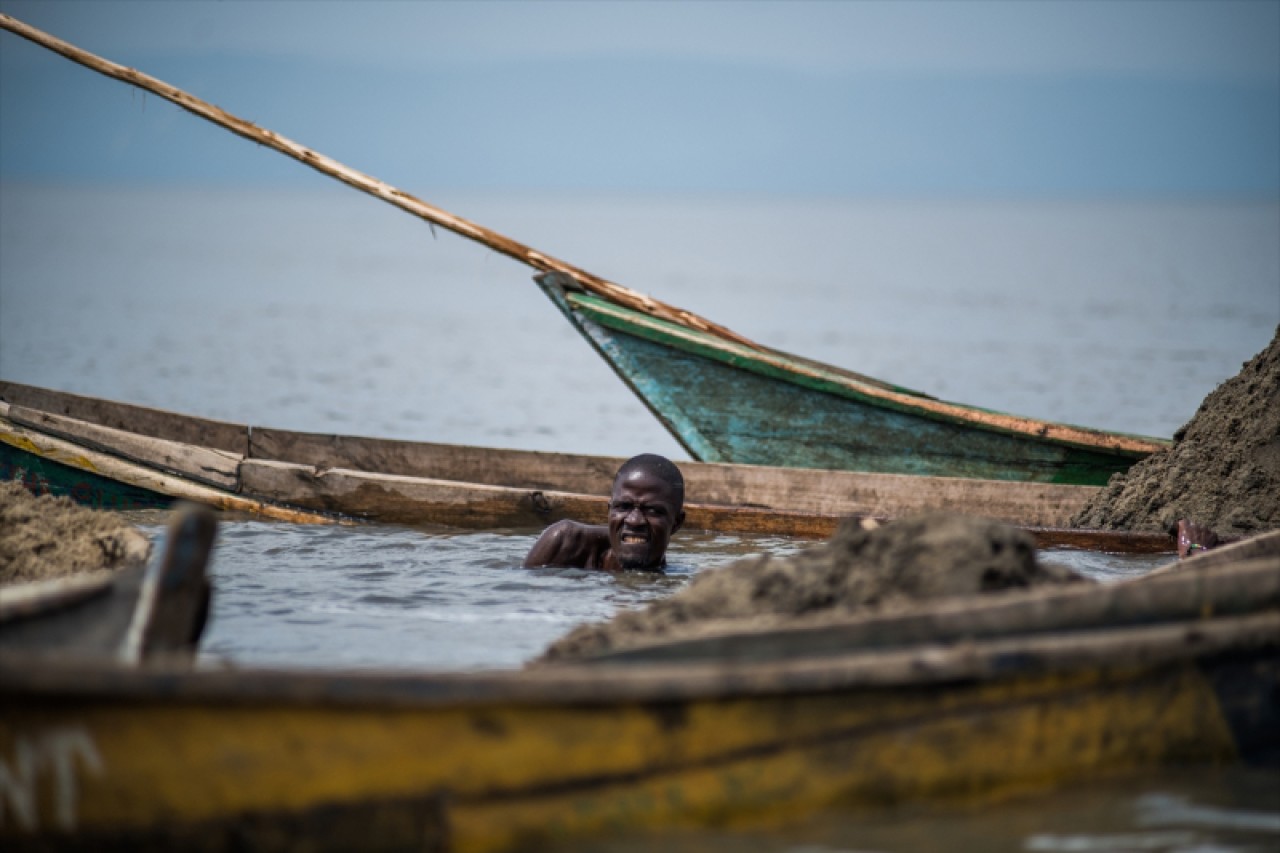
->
{"left": 581, "top": 546, "right": 1280, "bottom": 664}
{"left": 1, "top": 405, "right": 1177, "bottom": 548}
{"left": 545, "top": 275, "right": 1169, "bottom": 457}
{"left": 2, "top": 604, "right": 1276, "bottom": 710}
{"left": 0, "top": 383, "right": 1182, "bottom": 547}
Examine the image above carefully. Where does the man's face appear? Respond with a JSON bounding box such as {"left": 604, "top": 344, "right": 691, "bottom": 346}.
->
{"left": 607, "top": 469, "right": 685, "bottom": 570}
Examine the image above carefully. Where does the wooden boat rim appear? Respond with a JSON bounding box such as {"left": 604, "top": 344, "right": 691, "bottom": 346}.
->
{"left": 0, "top": 570, "right": 116, "bottom": 623}
{"left": 0, "top": 409, "right": 348, "bottom": 525}
{"left": 583, "top": 547, "right": 1280, "bottom": 663}
{"left": 3, "top": 601, "right": 1276, "bottom": 708}
{"left": 544, "top": 275, "right": 1169, "bottom": 456}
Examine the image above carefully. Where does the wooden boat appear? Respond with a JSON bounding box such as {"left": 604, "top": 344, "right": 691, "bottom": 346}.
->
{"left": 536, "top": 273, "right": 1170, "bottom": 485}
{"left": 0, "top": 14, "right": 1168, "bottom": 492}
{"left": 0, "top": 382, "right": 1172, "bottom": 551}
{"left": 0, "top": 504, "right": 215, "bottom": 662}
{"left": 2, "top": 541, "right": 1276, "bottom": 851}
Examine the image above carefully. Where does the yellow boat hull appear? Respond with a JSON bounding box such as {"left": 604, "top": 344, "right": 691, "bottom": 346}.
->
{"left": 3, "top": 635, "right": 1275, "bottom": 852}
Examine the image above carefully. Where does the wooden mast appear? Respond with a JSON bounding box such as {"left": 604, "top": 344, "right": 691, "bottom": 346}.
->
{"left": 0, "top": 13, "right": 756, "bottom": 347}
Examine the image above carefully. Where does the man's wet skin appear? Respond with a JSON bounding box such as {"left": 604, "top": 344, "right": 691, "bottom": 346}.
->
{"left": 522, "top": 454, "right": 686, "bottom": 571}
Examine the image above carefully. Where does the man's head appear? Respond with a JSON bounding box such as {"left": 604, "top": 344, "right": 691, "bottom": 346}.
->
{"left": 607, "top": 454, "right": 686, "bottom": 570}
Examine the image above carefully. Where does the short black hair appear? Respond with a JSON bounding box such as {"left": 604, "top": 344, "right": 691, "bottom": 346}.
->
{"left": 614, "top": 454, "right": 684, "bottom": 506}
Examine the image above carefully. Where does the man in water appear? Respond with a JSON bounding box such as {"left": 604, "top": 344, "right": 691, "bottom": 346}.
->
{"left": 523, "top": 454, "right": 686, "bottom": 571}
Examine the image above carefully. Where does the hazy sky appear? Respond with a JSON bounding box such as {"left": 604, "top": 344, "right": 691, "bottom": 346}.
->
{"left": 1, "top": 0, "right": 1277, "bottom": 196}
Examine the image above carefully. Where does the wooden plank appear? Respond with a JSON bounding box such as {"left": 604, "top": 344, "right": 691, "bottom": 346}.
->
{"left": 251, "top": 426, "right": 1096, "bottom": 527}
{"left": 0, "top": 416, "right": 341, "bottom": 525}
{"left": 0, "top": 380, "right": 247, "bottom": 452}
{"left": 250, "top": 427, "right": 621, "bottom": 494}
{"left": 239, "top": 459, "right": 606, "bottom": 529}
{"left": 7, "top": 405, "right": 242, "bottom": 490}
{"left": 683, "top": 463, "right": 1098, "bottom": 528}
{"left": 237, "top": 460, "right": 838, "bottom": 537}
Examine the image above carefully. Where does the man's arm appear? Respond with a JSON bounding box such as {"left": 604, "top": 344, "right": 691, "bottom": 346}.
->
{"left": 522, "top": 520, "right": 611, "bottom": 568}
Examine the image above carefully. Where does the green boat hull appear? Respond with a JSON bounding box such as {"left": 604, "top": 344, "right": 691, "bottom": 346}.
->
{"left": 539, "top": 274, "right": 1165, "bottom": 486}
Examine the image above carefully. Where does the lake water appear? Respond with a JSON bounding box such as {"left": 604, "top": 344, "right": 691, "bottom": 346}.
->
{"left": 2, "top": 185, "right": 1278, "bottom": 849}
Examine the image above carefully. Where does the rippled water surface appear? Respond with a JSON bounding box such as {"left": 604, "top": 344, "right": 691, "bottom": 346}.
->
{"left": 123, "top": 516, "right": 1167, "bottom": 671}
{"left": 126, "top": 517, "right": 811, "bottom": 671}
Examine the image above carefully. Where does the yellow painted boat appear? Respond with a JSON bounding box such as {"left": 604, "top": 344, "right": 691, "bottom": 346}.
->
{"left": 3, "top": 541, "right": 1277, "bottom": 851}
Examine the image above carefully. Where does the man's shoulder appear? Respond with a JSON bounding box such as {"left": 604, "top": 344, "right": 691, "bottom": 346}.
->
{"left": 524, "top": 520, "right": 609, "bottom": 568}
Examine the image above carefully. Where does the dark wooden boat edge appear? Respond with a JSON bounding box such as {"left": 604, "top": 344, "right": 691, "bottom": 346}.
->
{"left": 578, "top": 535, "right": 1280, "bottom": 665}
{"left": 0, "top": 504, "right": 216, "bottom": 661}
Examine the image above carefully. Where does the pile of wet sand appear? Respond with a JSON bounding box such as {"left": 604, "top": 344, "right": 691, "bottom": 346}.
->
{"left": 0, "top": 481, "right": 151, "bottom": 585}
{"left": 1072, "top": 328, "right": 1280, "bottom": 538}
{"left": 538, "top": 513, "right": 1084, "bottom": 663}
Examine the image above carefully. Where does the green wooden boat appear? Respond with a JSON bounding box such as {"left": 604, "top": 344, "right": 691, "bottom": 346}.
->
{"left": 537, "top": 272, "right": 1169, "bottom": 486}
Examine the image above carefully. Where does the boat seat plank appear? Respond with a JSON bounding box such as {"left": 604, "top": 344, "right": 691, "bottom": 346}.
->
{"left": 6, "top": 404, "right": 243, "bottom": 491}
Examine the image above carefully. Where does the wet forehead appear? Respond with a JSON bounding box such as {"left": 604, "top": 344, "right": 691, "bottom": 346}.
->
{"left": 611, "top": 468, "right": 680, "bottom": 505}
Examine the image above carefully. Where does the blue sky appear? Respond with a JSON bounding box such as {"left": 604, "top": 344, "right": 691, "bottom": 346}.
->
{"left": 1, "top": 0, "right": 1277, "bottom": 197}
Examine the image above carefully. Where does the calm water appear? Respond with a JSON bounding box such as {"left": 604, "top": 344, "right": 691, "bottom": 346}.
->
{"left": 3, "top": 186, "right": 1278, "bottom": 848}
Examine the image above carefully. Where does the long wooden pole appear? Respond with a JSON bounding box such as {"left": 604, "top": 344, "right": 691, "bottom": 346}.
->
{"left": 0, "top": 13, "right": 755, "bottom": 347}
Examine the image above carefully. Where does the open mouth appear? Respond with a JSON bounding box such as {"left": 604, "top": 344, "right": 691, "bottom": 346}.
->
{"left": 619, "top": 533, "right": 648, "bottom": 546}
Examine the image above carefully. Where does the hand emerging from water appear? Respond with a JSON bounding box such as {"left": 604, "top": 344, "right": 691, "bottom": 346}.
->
{"left": 1176, "top": 519, "right": 1219, "bottom": 559}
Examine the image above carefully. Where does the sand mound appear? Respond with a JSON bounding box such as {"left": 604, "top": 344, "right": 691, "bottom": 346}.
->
{"left": 0, "top": 481, "right": 152, "bottom": 584}
{"left": 1072, "top": 328, "right": 1280, "bottom": 537}
{"left": 538, "top": 512, "right": 1084, "bottom": 663}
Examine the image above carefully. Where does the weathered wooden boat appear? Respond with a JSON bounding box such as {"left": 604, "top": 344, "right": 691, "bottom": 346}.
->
{"left": 0, "top": 14, "right": 1169, "bottom": 493}
{"left": 0, "top": 505, "right": 215, "bottom": 662}
{"left": 536, "top": 272, "right": 1169, "bottom": 485}
{"left": 0, "top": 382, "right": 1172, "bottom": 551}
{"left": 2, "top": 543, "right": 1276, "bottom": 851}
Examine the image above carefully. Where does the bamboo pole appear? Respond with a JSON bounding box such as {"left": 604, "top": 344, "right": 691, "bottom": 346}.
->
{"left": 0, "top": 13, "right": 756, "bottom": 347}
